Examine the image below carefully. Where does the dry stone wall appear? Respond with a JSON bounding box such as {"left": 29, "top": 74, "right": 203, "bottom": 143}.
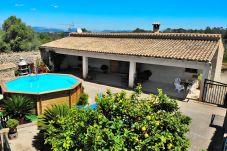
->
{"left": 0, "top": 63, "right": 16, "bottom": 82}
{"left": 0, "top": 51, "right": 41, "bottom": 65}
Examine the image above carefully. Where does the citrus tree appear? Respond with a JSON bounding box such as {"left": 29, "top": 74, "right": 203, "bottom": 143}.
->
{"left": 41, "top": 86, "right": 191, "bottom": 150}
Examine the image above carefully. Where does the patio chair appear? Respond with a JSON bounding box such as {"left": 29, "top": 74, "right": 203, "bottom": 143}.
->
{"left": 174, "top": 78, "right": 184, "bottom": 93}
{"left": 186, "top": 80, "right": 195, "bottom": 94}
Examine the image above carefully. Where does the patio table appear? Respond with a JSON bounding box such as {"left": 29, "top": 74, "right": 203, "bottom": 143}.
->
{"left": 181, "top": 80, "right": 193, "bottom": 90}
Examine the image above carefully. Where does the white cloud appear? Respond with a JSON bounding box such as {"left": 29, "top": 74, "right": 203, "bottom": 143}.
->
{"left": 15, "top": 4, "right": 24, "bottom": 7}
{"left": 51, "top": 5, "right": 59, "bottom": 8}
{"left": 31, "top": 8, "right": 37, "bottom": 11}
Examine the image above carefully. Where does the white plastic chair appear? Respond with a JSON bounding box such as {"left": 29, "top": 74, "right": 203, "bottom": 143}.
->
{"left": 0, "top": 94, "right": 3, "bottom": 101}
{"left": 174, "top": 78, "right": 181, "bottom": 85}
{"left": 174, "top": 78, "right": 185, "bottom": 93}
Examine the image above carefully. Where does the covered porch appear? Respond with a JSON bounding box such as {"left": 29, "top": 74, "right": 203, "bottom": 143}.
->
{"left": 43, "top": 50, "right": 209, "bottom": 99}
{"left": 40, "top": 32, "right": 223, "bottom": 101}
{"left": 53, "top": 54, "right": 130, "bottom": 88}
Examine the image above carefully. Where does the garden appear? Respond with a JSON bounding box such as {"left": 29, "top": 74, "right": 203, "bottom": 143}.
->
{"left": 0, "top": 84, "right": 191, "bottom": 150}
{"left": 0, "top": 95, "right": 37, "bottom": 139}
{"left": 37, "top": 85, "right": 191, "bottom": 151}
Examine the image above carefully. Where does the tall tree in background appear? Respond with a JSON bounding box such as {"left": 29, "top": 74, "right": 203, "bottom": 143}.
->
{"left": 132, "top": 28, "right": 149, "bottom": 33}
{"left": 1, "top": 16, "right": 39, "bottom": 52}
{"left": 0, "top": 16, "right": 65, "bottom": 53}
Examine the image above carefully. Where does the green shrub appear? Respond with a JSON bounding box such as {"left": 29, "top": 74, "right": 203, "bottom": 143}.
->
{"left": 41, "top": 86, "right": 191, "bottom": 150}
{"left": 6, "top": 119, "right": 19, "bottom": 128}
{"left": 77, "top": 93, "right": 89, "bottom": 106}
{"left": 38, "top": 104, "right": 70, "bottom": 131}
{"left": 153, "top": 89, "right": 179, "bottom": 112}
{"left": 1, "top": 95, "right": 34, "bottom": 119}
{"left": 0, "top": 39, "right": 10, "bottom": 53}
{"left": 198, "top": 74, "right": 203, "bottom": 81}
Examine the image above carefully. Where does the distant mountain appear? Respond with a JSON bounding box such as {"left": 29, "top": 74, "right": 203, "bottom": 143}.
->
{"left": 32, "top": 27, "right": 132, "bottom": 33}
{"left": 101, "top": 30, "right": 132, "bottom": 33}
{"left": 32, "top": 27, "right": 65, "bottom": 32}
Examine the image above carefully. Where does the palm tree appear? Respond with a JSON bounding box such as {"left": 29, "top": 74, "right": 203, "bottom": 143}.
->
{"left": 38, "top": 104, "right": 70, "bottom": 131}
{"left": 1, "top": 95, "right": 34, "bottom": 120}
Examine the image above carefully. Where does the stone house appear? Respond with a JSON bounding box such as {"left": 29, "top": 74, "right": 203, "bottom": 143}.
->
{"left": 39, "top": 25, "right": 224, "bottom": 99}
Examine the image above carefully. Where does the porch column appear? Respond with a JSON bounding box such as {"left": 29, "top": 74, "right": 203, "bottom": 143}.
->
{"left": 82, "top": 56, "right": 88, "bottom": 79}
{"left": 129, "top": 61, "right": 136, "bottom": 88}
{"left": 199, "top": 64, "right": 211, "bottom": 100}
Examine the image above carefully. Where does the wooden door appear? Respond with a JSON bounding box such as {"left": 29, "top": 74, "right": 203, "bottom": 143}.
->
{"left": 110, "top": 60, "right": 119, "bottom": 73}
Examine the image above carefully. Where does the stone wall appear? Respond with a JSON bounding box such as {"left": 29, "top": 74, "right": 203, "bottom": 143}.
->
{"left": 0, "top": 51, "right": 41, "bottom": 65}
{"left": 0, "top": 63, "right": 16, "bottom": 82}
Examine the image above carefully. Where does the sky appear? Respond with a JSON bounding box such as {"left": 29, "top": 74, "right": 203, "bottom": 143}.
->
{"left": 0, "top": 0, "right": 226, "bottom": 31}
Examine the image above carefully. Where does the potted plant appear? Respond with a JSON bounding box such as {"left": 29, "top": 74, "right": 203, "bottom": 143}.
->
{"left": 7, "top": 119, "right": 19, "bottom": 139}
{"left": 15, "top": 70, "right": 21, "bottom": 76}
{"left": 100, "top": 65, "right": 108, "bottom": 73}
{"left": 144, "top": 70, "right": 152, "bottom": 80}
{"left": 36, "top": 58, "right": 49, "bottom": 73}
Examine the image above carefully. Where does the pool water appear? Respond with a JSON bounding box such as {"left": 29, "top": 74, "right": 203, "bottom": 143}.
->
{"left": 6, "top": 74, "right": 78, "bottom": 93}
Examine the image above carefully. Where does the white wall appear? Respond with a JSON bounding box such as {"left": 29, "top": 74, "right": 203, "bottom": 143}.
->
{"left": 213, "top": 41, "right": 224, "bottom": 81}
{"left": 88, "top": 58, "right": 110, "bottom": 72}
{"left": 210, "top": 50, "right": 218, "bottom": 80}
{"left": 60, "top": 55, "right": 81, "bottom": 70}
{"left": 140, "top": 64, "right": 196, "bottom": 84}
{"left": 60, "top": 55, "right": 128, "bottom": 73}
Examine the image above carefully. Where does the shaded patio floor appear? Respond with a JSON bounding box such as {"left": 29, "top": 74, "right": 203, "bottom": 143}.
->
{"left": 59, "top": 70, "right": 199, "bottom": 100}
{"left": 142, "top": 80, "right": 187, "bottom": 99}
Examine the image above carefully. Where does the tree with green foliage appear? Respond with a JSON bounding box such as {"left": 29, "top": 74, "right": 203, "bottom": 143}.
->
{"left": 2, "top": 16, "right": 39, "bottom": 52}
{"left": 0, "top": 39, "right": 10, "bottom": 52}
{"left": 37, "top": 32, "right": 65, "bottom": 44}
{"left": 40, "top": 86, "right": 191, "bottom": 150}
{"left": 132, "top": 28, "right": 150, "bottom": 33}
{"left": 0, "top": 16, "right": 65, "bottom": 53}
{"left": 81, "top": 28, "right": 91, "bottom": 33}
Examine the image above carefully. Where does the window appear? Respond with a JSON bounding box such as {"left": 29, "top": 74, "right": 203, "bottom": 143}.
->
{"left": 185, "top": 68, "right": 198, "bottom": 73}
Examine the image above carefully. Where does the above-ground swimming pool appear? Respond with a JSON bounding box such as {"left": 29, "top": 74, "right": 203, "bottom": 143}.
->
{"left": 2, "top": 73, "right": 82, "bottom": 115}
{"left": 5, "top": 74, "right": 79, "bottom": 93}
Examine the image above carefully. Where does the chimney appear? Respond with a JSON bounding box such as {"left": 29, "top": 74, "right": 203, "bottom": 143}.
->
{"left": 152, "top": 22, "right": 160, "bottom": 33}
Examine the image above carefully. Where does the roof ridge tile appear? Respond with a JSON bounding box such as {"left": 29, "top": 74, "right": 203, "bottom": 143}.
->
{"left": 69, "top": 32, "right": 221, "bottom": 41}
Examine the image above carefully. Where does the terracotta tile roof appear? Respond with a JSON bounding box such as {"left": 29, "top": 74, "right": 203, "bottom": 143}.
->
{"left": 40, "top": 33, "right": 221, "bottom": 62}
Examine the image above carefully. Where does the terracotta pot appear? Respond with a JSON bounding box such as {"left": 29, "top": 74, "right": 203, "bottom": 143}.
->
{"left": 8, "top": 127, "right": 18, "bottom": 140}
{"left": 38, "top": 65, "right": 48, "bottom": 73}
{"left": 19, "top": 118, "right": 25, "bottom": 125}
